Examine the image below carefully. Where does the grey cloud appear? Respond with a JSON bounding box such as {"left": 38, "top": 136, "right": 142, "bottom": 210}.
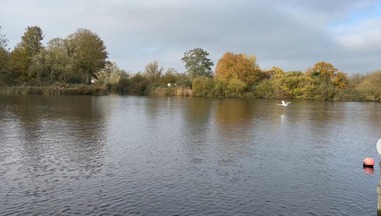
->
{"left": 1, "top": 0, "right": 380, "bottom": 73}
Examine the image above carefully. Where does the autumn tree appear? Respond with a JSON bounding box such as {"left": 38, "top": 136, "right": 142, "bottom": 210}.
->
{"left": 307, "top": 61, "right": 348, "bottom": 89}
{"left": 9, "top": 26, "right": 44, "bottom": 81}
{"left": 266, "top": 66, "right": 285, "bottom": 79}
{"left": 215, "top": 52, "right": 265, "bottom": 86}
{"left": 308, "top": 61, "right": 338, "bottom": 79}
{"left": 67, "top": 29, "right": 108, "bottom": 84}
{"left": 331, "top": 71, "right": 349, "bottom": 89}
{"left": 355, "top": 71, "right": 381, "bottom": 101}
{"left": 181, "top": 48, "right": 214, "bottom": 79}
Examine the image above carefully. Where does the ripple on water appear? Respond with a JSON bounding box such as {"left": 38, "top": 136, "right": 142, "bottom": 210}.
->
{"left": 0, "top": 96, "right": 380, "bottom": 215}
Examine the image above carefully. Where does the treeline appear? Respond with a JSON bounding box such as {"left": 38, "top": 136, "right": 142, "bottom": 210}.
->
{"left": 0, "top": 26, "right": 380, "bottom": 101}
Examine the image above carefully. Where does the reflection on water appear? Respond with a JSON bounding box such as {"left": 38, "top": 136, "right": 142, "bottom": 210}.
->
{"left": 1, "top": 96, "right": 381, "bottom": 215}
{"left": 364, "top": 167, "right": 374, "bottom": 174}
{"left": 0, "top": 95, "right": 109, "bottom": 215}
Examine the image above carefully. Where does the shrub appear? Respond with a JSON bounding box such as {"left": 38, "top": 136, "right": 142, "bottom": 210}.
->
{"left": 192, "top": 76, "right": 214, "bottom": 97}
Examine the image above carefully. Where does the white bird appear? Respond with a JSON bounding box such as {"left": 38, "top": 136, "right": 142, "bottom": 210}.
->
{"left": 278, "top": 100, "right": 291, "bottom": 106}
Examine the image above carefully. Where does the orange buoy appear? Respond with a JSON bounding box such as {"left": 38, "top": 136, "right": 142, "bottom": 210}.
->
{"left": 363, "top": 157, "right": 375, "bottom": 168}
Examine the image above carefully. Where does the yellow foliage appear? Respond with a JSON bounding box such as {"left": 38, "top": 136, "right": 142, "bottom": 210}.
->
{"left": 312, "top": 61, "right": 338, "bottom": 79}
{"left": 215, "top": 52, "right": 263, "bottom": 86}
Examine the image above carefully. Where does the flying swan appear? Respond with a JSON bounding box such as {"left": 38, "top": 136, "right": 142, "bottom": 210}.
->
{"left": 278, "top": 100, "right": 291, "bottom": 106}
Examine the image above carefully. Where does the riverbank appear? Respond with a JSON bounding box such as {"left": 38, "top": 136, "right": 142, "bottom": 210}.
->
{"left": 0, "top": 85, "right": 108, "bottom": 96}
{"left": 0, "top": 85, "right": 193, "bottom": 97}
{"left": 0, "top": 84, "right": 378, "bottom": 102}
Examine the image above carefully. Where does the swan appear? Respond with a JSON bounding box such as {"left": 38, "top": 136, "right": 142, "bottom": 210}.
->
{"left": 278, "top": 100, "right": 291, "bottom": 106}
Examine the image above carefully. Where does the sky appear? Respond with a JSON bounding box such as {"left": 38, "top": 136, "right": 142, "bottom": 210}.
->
{"left": 1, "top": 0, "right": 380, "bottom": 74}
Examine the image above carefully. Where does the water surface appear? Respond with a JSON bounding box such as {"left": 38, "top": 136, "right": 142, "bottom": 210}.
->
{"left": 0, "top": 95, "right": 380, "bottom": 215}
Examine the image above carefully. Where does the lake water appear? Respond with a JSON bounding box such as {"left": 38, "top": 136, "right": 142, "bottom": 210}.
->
{"left": 0, "top": 95, "right": 380, "bottom": 215}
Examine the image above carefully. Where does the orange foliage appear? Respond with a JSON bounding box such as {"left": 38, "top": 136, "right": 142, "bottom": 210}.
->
{"left": 308, "top": 61, "right": 349, "bottom": 89}
{"left": 215, "top": 52, "right": 264, "bottom": 86}
{"left": 311, "top": 61, "right": 338, "bottom": 79}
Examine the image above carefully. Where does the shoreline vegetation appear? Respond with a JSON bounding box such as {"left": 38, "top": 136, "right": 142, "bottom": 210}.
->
{"left": 0, "top": 79, "right": 379, "bottom": 102}
{"left": 0, "top": 84, "right": 193, "bottom": 97}
{"left": 1, "top": 26, "right": 381, "bottom": 102}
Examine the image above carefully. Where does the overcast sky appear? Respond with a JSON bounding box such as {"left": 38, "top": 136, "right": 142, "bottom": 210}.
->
{"left": 1, "top": 0, "right": 380, "bottom": 74}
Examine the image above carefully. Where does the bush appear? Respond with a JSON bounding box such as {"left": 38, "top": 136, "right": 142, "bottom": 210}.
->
{"left": 254, "top": 79, "right": 274, "bottom": 98}
{"left": 192, "top": 76, "right": 214, "bottom": 97}
{"left": 225, "top": 78, "right": 246, "bottom": 97}
{"left": 128, "top": 73, "right": 149, "bottom": 95}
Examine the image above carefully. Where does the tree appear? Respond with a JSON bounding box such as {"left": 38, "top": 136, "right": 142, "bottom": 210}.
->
{"left": 0, "top": 26, "right": 9, "bottom": 71}
{"left": 46, "top": 38, "right": 77, "bottom": 83}
{"left": 215, "top": 52, "right": 265, "bottom": 86}
{"left": 9, "top": 26, "right": 44, "bottom": 81}
{"left": 307, "top": 61, "right": 348, "bottom": 89}
{"left": 0, "top": 26, "right": 8, "bottom": 50}
{"left": 332, "top": 71, "right": 349, "bottom": 89}
{"left": 28, "top": 37, "right": 76, "bottom": 83}
{"left": 129, "top": 73, "right": 149, "bottom": 95}
{"left": 181, "top": 48, "right": 214, "bottom": 79}
{"left": 20, "top": 26, "right": 44, "bottom": 57}
{"left": 67, "top": 28, "right": 108, "bottom": 84}
{"left": 0, "top": 27, "right": 10, "bottom": 85}
{"left": 95, "top": 61, "right": 128, "bottom": 91}
{"left": 144, "top": 61, "right": 164, "bottom": 83}
{"left": 267, "top": 66, "right": 284, "bottom": 79}
{"left": 159, "top": 67, "right": 178, "bottom": 85}
{"left": 355, "top": 71, "right": 381, "bottom": 101}
{"left": 309, "top": 61, "right": 338, "bottom": 79}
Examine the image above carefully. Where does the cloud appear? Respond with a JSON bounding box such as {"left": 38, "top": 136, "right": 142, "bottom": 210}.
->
{"left": 1, "top": 0, "right": 380, "bottom": 74}
{"left": 330, "top": 7, "right": 381, "bottom": 50}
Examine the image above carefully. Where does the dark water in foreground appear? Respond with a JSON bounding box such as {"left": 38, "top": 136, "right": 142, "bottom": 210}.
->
{"left": 0, "top": 95, "right": 380, "bottom": 215}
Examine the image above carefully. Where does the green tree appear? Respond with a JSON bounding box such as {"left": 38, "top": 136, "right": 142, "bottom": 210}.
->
{"left": 9, "top": 26, "right": 44, "bottom": 81}
{"left": 129, "top": 73, "right": 149, "bottom": 95}
{"left": 20, "top": 26, "right": 44, "bottom": 57}
{"left": 0, "top": 27, "right": 11, "bottom": 85}
{"left": 159, "top": 67, "right": 178, "bottom": 85}
{"left": 181, "top": 48, "right": 214, "bottom": 79}
{"left": 95, "top": 61, "right": 129, "bottom": 92}
{"left": 67, "top": 29, "right": 108, "bottom": 84}
{"left": 28, "top": 37, "right": 76, "bottom": 83}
